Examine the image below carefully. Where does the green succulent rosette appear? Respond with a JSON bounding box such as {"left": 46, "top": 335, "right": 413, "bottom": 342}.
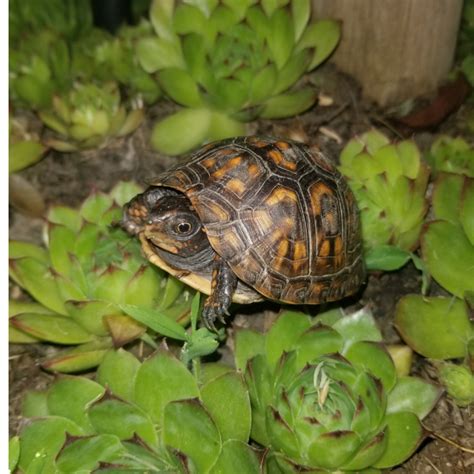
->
{"left": 235, "top": 308, "right": 441, "bottom": 472}
{"left": 426, "top": 136, "right": 474, "bottom": 178}
{"left": 38, "top": 81, "right": 144, "bottom": 151}
{"left": 9, "top": 182, "right": 194, "bottom": 372}
{"left": 338, "top": 130, "right": 430, "bottom": 271}
{"left": 136, "top": 0, "right": 340, "bottom": 154}
{"left": 11, "top": 349, "right": 260, "bottom": 473}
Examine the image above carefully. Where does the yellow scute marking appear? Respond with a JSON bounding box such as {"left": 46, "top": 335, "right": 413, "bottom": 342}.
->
{"left": 211, "top": 156, "right": 242, "bottom": 179}
{"left": 266, "top": 187, "right": 298, "bottom": 206}
{"left": 227, "top": 178, "right": 246, "bottom": 196}
{"left": 294, "top": 240, "right": 307, "bottom": 260}
{"left": 253, "top": 209, "right": 273, "bottom": 233}
{"left": 277, "top": 240, "right": 289, "bottom": 258}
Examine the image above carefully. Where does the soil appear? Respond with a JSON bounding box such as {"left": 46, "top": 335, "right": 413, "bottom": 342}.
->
{"left": 9, "top": 64, "right": 474, "bottom": 472}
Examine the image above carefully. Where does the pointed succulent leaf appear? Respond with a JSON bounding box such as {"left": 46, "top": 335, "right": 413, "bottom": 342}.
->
{"left": 260, "top": 87, "right": 316, "bottom": 118}
{"left": 9, "top": 258, "right": 66, "bottom": 314}
{"left": 104, "top": 313, "right": 146, "bottom": 346}
{"left": 133, "top": 350, "right": 200, "bottom": 425}
{"left": 387, "top": 376, "right": 442, "bottom": 419}
{"left": 10, "top": 313, "right": 94, "bottom": 344}
{"left": 151, "top": 108, "right": 211, "bottom": 155}
{"left": 332, "top": 307, "right": 382, "bottom": 349}
{"left": 44, "top": 138, "right": 79, "bottom": 152}
{"left": 173, "top": 4, "right": 207, "bottom": 34}
{"left": 55, "top": 434, "right": 125, "bottom": 473}
{"left": 48, "top": 224, "right": 77, "bottom": 276}
{"left": 159, "top": 68, "right": 203, "bottom": 108}
{"left": 249, "top": 64, "right": 277, "bottom": 104}
{"left": 120, "top": 303, "right": 187, "bottom": 340}
{"left": 201, "top": 372, "right": 251, "bottom": 442}
{"left": 182, "top": 33, "right": 207, "bottom": 81}
{"left": 210, "top": 4, "right": 241, "bottom": 34}
{"left": 395, "top": 295, "right": 471, "bottom": 359}
{"left": 265, "top": 310, "right": 311, "bottom": 369}
{"left": 297, "top": 20, "right": 340, "bottom": 70}
{"left": 47, "top": 206, "right": 82, "bottom": 232}
{"left": 373, "top": 411, "right": 424, "bottom": 468}
{"left": 80, "top": 192, "right": 114, "bottom": 224}
{"left": 344, "top": 342, "right": 397, "bottom": 392}
{"left": 93, "top": 266, "right": 131, "bottom": 302}
{"left": 261, "top": 0, "right": 289, "bottom": 17}
{"left": 124, "top": 266, "right": 162, "bottom": 308}
{"left": 160, "top": 301, "right": 193, "bottom": 326}
{"left": 163, "top": 399, "right": 221, "bottom": 472}
{"left": 136, "top": 37, "right": 185, "bottom": 73}
{"left": 42, "top": 339, "right": 111, "bottom": 373}
{"left": 210, "top": 78, "right": 249, "bottom": 111}
{"left": 150, "top": 0, "right": 175, "bottom": 40}
{"left": 22, "top": 390, "right": 49, "bottom": 418}
{"left": 97, "top": 349, "right": 141, "bottom": 402}
{"left": 208, "top": 111, "right": 247, "bottom": 140}
{"left": 65, "top": 300, "right": 112, "bottom": 337}
{"left": 47, "top": 377, "right": 105, "bottom": 433}
{"left": 266, "top": 405, "right": 300, "bottom": 462}
{"left": 431, "top": 173, "right": 464, "bottom": 223}
{"left": 365, "top": 244, "right": 412, "bottom": 271}
{"left": 246, "top": 5, "right": 270, "bottom": 41}
{"left": 292, "top": 0, "right": 310, "bottom": 42}
{"left": 9, "top": 141, "right": 46, "bottom": 173}
{"left": 17, "top": 417, "right": 83, "bottom": 473}
{"left": 159, "top": 276, "right": 185, "bottom": 309}
{"left": 267, "top": 9, "right": 295, "bottom": 70}
{"left": 234, "top": 328, "right": 265, "bottom": 371}
{"left": 396, "top": 141, "right": 420, "bottom": 179}
{"left": 89, "top": 398, "right": 159, "bottom": 448}
{"left": 294, "top": 325, "right": 343, "bottom": 370}
{"left": 222, "top": 0, "right": 256, "bottom": 20}
{"left": 422, "top": 221, "right": 474, "bottom": 297}
{"left": 109, "top": 181, "right": 143, "bottom": 207}
{"left": 307, "top": 430, "right": 361, "bottom": 470}
{"left": 9, "top": 240, "right": 48, "bottom": 262}
{"left": 209, "top": 439, "right": 260, "bottom": 474}
{"left": 116, "top": 108, "right": 145, "bottom": 137}
{"left": 341, "top": 432, "right": 388, "bottom": 471}
{"left": 198, "top": 362, "right": 234, "bottom": 385}
{"left": 273, "top": 49, "right": 311, "bottom": 95}
{"left": 9, "top": 436, "right": 20, "bottom": 472}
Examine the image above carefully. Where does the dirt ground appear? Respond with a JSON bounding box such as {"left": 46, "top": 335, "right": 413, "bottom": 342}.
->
{"left": 9, "top": 64, "right": 474, "bottom": 472}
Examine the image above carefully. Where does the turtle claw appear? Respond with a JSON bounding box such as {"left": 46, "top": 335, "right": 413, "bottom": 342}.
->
{"left": 202, "top": 295, "right": 231, "bottom": 332}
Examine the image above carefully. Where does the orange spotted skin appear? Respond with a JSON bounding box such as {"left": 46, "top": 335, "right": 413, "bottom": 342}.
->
{"left": 147, "top": 136, "right": 365, "bottom": 305}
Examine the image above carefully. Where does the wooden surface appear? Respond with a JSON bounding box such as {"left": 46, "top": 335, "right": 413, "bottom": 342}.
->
{"left": 312, "top": 0, "right": 463, "bottom": 105}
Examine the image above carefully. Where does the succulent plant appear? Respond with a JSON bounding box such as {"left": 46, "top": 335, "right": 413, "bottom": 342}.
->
{"left": 91, "top": 21, "right": 162, "bottom": 105}
{"left": 38, "top": 81, "right": 144, "bottom": 151}
{"left": 421, "top": 172, "right": 474, "bottom": 298}
{"left": 9, "top": 116, "right": 47, "bottom": 174}
{"left": 9, "top": 182, "right": 194, "bottom": 372}
{"left": 235, "top": 307, "right": 441, "bottom": 472}
{"left": 11, "top": 348, "right": 260, "bottom": 473}
{"left": 395, "top": 295, "right": 474, "bottom": 407}
{"left": 339, "top": 130, "right": 430, "bottom": 271}
{"left": 426, "top": 136, "right": 474, "bottom": 178}
{"left": 136, "top": 0, "right": 340, "bottom": 155}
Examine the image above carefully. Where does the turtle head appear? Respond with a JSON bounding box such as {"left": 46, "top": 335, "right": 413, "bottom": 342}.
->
{"left": 122, "top": 187, "right": 210, "bottom": 258}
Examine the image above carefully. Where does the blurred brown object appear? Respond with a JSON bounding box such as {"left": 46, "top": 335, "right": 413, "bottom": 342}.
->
{"left": 312, "top": 0, "right": 463, "bottom": 106}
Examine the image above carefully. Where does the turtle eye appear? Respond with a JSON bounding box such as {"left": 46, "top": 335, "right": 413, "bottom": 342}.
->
{"left": 176, "top": 222, "right": 192, "bottom": 234}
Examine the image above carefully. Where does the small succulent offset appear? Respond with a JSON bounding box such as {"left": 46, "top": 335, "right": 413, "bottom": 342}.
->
{"left": 38, "top": 81, "right": 144, "bottom": 151}
{"left": 9, "top": 182, "right": 193, "bottom": 373}
{"left": 338, "top": 130, "right": 430, "bottom": 271}
{"left": 137, "top": 0, "right": 340, "bottom": 155}
{"left": 425, "top": 136, "right": 474, "bottom": 178}
{"left": 11, "top": 349, "right": 260, "bottom": 473}
{"left": 235, "top": 308, "right": 441, "bottom": 473}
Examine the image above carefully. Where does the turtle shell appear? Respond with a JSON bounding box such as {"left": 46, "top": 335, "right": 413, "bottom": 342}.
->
{"left": 148, "top": 136, "right": 365, "bottom": 305}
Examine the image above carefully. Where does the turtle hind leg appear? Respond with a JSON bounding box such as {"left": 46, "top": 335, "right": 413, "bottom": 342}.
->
{"left": 202, "top": 256, "right": 237, "bottom": 331}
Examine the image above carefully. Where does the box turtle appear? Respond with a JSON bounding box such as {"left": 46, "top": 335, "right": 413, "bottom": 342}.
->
{"left": 122, "top": 136, "right": 365, "bottom": 329}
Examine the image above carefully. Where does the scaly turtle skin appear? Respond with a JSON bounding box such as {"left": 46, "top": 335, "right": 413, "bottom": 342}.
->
{"left": 122, "top": 136, "right": 365, "bottom": 329}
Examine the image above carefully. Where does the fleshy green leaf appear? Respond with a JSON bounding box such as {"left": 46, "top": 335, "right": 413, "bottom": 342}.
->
{"left": 158, "top": 67, "right": 203, "bottom": 107}
{"left": 97, "top": 349, "right": 141, "bottom": 402}
{"left": 209, "top": 439, "right": 260, "bottom": 474}
{"left": 365, "top": 245, "right": 412, "bottom": 271}
{"left": 234, "top": 328, "right": 265, "bottom": 371}
{"left": 395, "top": 295, "right": 472, "bottom": 359}
{"left": 201, "top": 372, "right": 251, "bottom": 442}
{"left": 136, "top": 36, "right": 185, "bottom": 73}
{"left": 133, "top": 350, "right": 200, "bottom": 425}
{"left": 260, "top": 87, "right": 316, "bottom": 118}
{"left": 387, "top": 376, "right": 442, "bottom": 420}
{"left": 163, "top": 399, "right": 221, "bottom": 472}
{"left": 9, "top": 141, "right": 46, "bottom": 173}
{"left": 9, "top": 436, "right": 20, "bottom": 472}
{"left": 150, "top": 108, "right": 211, "bottom": 155}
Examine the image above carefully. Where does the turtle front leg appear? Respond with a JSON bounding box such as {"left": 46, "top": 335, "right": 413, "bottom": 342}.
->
{"left": 202, "top": 256, "right": 237, "bottom": 331}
